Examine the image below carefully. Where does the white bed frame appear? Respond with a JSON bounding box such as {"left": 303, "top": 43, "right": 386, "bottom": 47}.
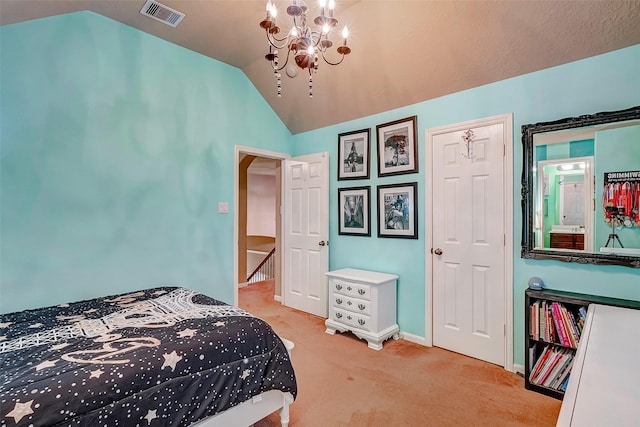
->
{"left": 190, "top": 338, "right": 295, "bottom": 427}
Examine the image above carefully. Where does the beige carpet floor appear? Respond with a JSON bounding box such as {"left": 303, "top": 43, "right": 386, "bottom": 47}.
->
{"left": 239, "top": 280, "right": 561, "bottom": 427}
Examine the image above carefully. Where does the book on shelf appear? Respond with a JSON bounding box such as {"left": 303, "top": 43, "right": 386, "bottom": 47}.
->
{"left": 529, "top": 345, "right": 551, "bottom": 382}
{"left": 536, "top": 347, "right": 565, "bottom": 385}
{"left": 532, "top": 299, "right": 588, "bottom": 348}
{"left": 528, "top": 345, "right": 536, "bottom": 372}
{"left": 551, "top": 302, "right": 571, "bottom": 347}
{"left": 558, "top": 304, "right": 577, "bottom": 348}
{"left": 529, "top": 346, "right": 575, "bottom": 390}
{"left": 564, "top": 306, "right": 582, "bottom": 346}
{"left": 542, "top": 350, "right": 572, "bottom": 388}
{"left": 579, "top": 306, "right": 588, "bottom": 322}
{"left": 530, "top": 300, "right": 540, "bottom": 340}
{"left": 541, "top": 301, "right": 556, "bottom": 343}
{"left": 549, "top": 358, "right": 573, "bottom": 389}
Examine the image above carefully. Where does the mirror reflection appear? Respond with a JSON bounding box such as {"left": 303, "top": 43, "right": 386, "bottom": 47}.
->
{"left": 532, "top": 119, "right": 640, "bottom": 257}
{"left": 521, "top": 105, "right": 640, "bottom": 268}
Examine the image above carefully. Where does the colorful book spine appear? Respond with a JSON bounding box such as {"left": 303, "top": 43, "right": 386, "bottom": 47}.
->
{"left": 529, "top": 345, "right": 551, "bottom": 382}
{"left": 559, "top": 305, "right": 577, "bottom": 348}
{"left": 551, "top": 302, "right": 570, "bottom": 346}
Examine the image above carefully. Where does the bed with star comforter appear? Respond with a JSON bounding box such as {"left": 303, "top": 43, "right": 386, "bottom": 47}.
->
{"left": 0, "top": 286, "right": 297, "bottom": 426}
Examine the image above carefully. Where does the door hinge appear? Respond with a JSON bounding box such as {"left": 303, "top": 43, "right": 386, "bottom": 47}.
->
{"left": 504, "top": 324, "right": 506, "bottom": 336}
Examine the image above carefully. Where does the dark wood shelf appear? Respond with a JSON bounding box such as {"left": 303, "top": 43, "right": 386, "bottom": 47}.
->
{"left": 524, "top": 288, "right": 640, "bottom": 400}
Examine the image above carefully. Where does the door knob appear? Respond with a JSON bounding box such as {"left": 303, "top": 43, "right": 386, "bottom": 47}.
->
{"left": 433, "top": 248, "right": 443, "bottom": 256}
{"left": 318, "top": 240, "right": 327, "bottom": 246}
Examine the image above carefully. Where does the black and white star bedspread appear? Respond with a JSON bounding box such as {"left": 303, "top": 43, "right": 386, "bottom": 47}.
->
{"left": 0, "top": 286, "right": 297, "bottom": 426}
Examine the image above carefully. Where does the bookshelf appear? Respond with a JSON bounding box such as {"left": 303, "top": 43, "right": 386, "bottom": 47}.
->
{"left": 524, "top": 288, "right": 640, "bottom": 400}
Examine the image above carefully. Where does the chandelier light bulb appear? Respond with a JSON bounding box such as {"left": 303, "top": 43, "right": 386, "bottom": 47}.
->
{"left": 307, "top": 46, "right": 315, "bottom": 55}
{"left": 342, "top": 26, "right": 349, "bottom": 40}
{"left": 322, "top": 24, "right": 329, "bottom": 34}
{"left": 290, "top": 27, "right": 298, "bottom": 37}
{"left": 268, "top": 2, "right": 277, "bottom": 18}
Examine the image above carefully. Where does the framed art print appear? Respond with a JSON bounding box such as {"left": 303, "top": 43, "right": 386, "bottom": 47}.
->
{"left": 376, "top": 116, "right": 418, "bottom": 177}
{"left": 338, "top": 186, "right": 371, "bottom": 236}
{"left": 338, "top": 128, "right": 370, "bottom": 180}
{"left": 377, "top": 182, "right": 418, "bottom": 239}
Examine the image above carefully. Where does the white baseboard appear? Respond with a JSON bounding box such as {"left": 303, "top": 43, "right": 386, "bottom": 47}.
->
{"left": 274, "top": 294, "right": 282, "bottom": 303}
{"left": 400, "top": 331, "right": 519, "bottom": 373}
{"left": 400, "top": 331, "right": 429, "bottom": 346}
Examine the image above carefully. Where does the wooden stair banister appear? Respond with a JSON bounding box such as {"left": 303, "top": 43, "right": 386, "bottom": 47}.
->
{"left": 247, "top": 247, "right": 276, "bottom": 283}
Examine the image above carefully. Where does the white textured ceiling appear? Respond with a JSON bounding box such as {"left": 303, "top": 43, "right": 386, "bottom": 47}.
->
{"left": 2, "top": 0, "right": 640, "bottom": 134}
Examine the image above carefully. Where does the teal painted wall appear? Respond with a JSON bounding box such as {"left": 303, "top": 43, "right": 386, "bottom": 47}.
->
{"left": 1, "top": 11, "right": 639, "bottom": 368}
{"left": 0, "top": 12, "right": 292, "bottom": 312}
{"left": 292, "top": 44, "right": 640, "bottom": 366}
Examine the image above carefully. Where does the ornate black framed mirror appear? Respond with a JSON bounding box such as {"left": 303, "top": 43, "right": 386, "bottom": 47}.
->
{"left": 521, "top": 105, "right": 640, "bottom": 268}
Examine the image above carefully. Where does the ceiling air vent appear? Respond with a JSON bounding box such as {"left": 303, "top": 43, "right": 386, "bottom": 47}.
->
{"left": 140, "top": 0, "right": 185, "bottom": 28}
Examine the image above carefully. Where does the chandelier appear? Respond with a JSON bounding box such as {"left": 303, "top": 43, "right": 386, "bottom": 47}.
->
{"left": 259, "top": 0, "right": 351, "bottom": 98}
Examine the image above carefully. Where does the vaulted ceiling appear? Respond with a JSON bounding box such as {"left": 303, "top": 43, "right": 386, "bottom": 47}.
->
{"left": 2, "top": 1, "right": 640, "bottom": 134}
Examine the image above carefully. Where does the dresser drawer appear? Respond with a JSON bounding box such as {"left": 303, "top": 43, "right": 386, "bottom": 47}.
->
{"left": 331, "top": 307, "right": 372, "bottom": 332}
{"left": 331, "top": 293, "right": 371, "bottom": 315}
{"left": 331, "top": 279, "right": 371, "bottom": 301}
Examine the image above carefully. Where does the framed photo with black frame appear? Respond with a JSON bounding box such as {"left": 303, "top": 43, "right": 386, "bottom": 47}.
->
{"left": 376, "top": 116, "right": 418, "bottom": 177}
{"left": 377, "top": 182, "right": 418, "bottom": 239}
{"left": 338, "top": 186, "right": 371, "bottom": 236}
{"left": 338, "top": 128, "right": 370, "bottom": 180}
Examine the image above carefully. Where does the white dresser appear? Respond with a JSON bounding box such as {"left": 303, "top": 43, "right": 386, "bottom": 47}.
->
{"left": 324, "top": 268, "right": 400, "bottom": 350}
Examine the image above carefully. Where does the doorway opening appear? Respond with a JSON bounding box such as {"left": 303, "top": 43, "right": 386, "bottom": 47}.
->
{"left": 234, "top": 146, "right": 289, "bottom": 307}
{"left": 535, "top": 157, "right": 594, "bottom": 252}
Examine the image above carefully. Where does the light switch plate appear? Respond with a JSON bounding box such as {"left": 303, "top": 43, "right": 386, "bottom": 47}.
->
{"left": 218, "top": 202, "right": 229, "bottom": 214}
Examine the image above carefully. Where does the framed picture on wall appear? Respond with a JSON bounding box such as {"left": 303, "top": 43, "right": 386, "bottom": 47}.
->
{"left": 338, "top": 128, "right": 370, "bottom": 180}
{"left": 377, "top": 182, "right": 418, "bottom": 239}
{"left": 338, "top": 186, "right": 371, "bottom": 236}
{"left": 376, "top": 116, "right": 418, "bottom": 177}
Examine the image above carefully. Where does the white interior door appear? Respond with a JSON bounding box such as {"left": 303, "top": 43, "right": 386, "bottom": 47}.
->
{"left": 431, "top": 123, "right": 506, "bottom": 366}
{"left": 283, "top": 152, "right": 329, "bottom": 317}
{"left": 560, "top": 181, "right": 585, "bottom": 226}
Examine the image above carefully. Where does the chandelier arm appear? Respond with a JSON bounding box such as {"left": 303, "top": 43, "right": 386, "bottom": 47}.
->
{"left": 272, "top": 51, "right": 293, "bottom": 72}
{"left": 266, "top": 31, "right": 291, "bottom": 50}
{"left": 308, "top": 31, "right": 325, "bottom": 49}
{"left": 319, "top": 50, "right": 346, "bottom": 66}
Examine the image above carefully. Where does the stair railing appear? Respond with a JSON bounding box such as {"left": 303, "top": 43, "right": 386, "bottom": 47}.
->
{"left": 247, "top": 248, "right": 276, "bottom": 283}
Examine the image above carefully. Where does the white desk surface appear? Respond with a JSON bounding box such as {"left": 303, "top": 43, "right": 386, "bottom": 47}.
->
{"left": 557, "top": 304, "right": 640, "bottom": 426}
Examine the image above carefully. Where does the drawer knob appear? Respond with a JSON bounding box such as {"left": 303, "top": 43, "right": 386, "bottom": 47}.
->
{"left": 358, "top": 289, "right": 366, "bottom": 295}
{"left": 336, "top": 298, "right": 343, "bottom": 304}
{"left": 347, "top": 301, "right": 352, "bottom": 306}
{"left": 347, "top": 315, "right": 352, "bottom": 320}
{"left": 347, "top": 286, "right": 352, "bottom": 291}
{"left": 358, "top": 304, "right": 365, "bottom": 310}
{"left": 336, "top": 284, "right": 343, "bottom": 290}
{"left": 336, "top": 312, "right": 342, "bottom": 318}
{"left": 358, "top": 319, "right": 366, "bottom": 325}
